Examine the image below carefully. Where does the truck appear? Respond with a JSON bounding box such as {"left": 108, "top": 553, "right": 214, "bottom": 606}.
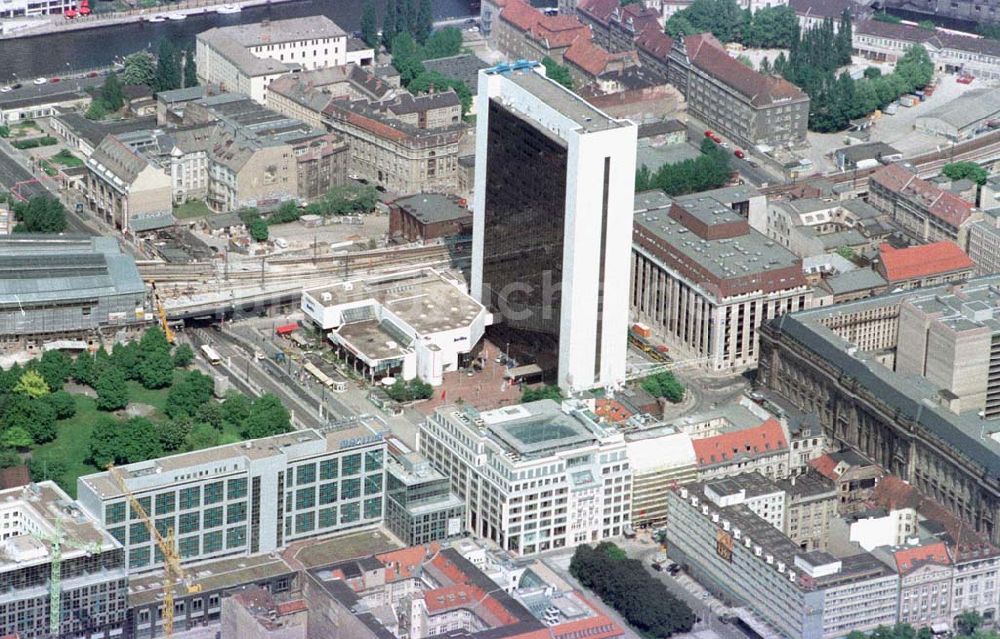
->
{"left": 854, "top": 158, "right": 881, "bottom": 170}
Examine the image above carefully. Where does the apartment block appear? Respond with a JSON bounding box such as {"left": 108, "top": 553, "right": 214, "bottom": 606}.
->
{"left": 77, "top": 424, "right": 386, "bottom": 573}
{"left": 776, "top": 470, "right": 838, "bottom": 552}
{"left": 0, "top": 482, "right": 127, "bottom": 639}
{"left": 868, "top": 163, "right": 982, "bottom": 246}
{"left": 85, "top": 135, "right": 173, "bottom": 235}
{"left": 666, "top": 484, "right": 899, "bottom": 639}
{"left": 419, "top": 400, "right": 631, "bottom": 555}
{"left": 196, "top": 17, "right": 372, "bottom": 104}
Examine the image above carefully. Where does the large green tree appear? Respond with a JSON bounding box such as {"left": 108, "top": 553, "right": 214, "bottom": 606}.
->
{"left": 12, "top": 196, "right": 67, "bottom": 233}
{"left": 13, "top": 370, "right": 49, "bottom": 399}
{"left": 243, "top": 394, "right": 291, "bottom": 439}
{"left": 743, "top": 5, "right": 798, "bottom": 48}
{"left": 95, "top": 365, "right": 129, "bottom": 411}
{"left": 183, "top": 47, "right": 199, "bottom": 88}
{"left": 361, "top": 0, "right": 380, "bottom": 48}
{"left": 89, "top": 415, "right": 163, "bottom": 468}
{"left": 101, "top": 72, "right": 125, "bottom": 111}
{"left": 45, "top": 390, "right": 77, "bottom": 419}
{"left": 165, "top": 371, "right": 214, "bottom": 419}
{"left": 422, "top": 27, "right": 463, "bottom": 59}
{"left": 415, "top": 0, "right": 433, "bottom": 43}
{"left": 2, "top": 394, "right": 56, "bottom": 444}
{"left": 121, "top": 52, "right": 157, "bottom": 87}
{"left": 156, "top": 38, "right": 182, "bottom": 91}
{"left": 542, "top": 57, "right": 574, "bottom": 90}
{"left": 943, "top": 161, "right": 989, "bottom": 186}
{"left": 382, "top": 0, "right": 399, "bottom": 49}
{"left": 37, "top": 350, "right": 70, "bottom": 392}
{"left": 137, "top": 327, "right": 174, "bottom": 389}
{"left": 665, "top": 0, "right": 747, "bottom": 43}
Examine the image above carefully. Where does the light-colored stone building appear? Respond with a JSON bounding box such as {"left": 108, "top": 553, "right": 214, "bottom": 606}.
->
{"left": 170, "top": 93, "right": 348, "bottom": 210}
{"left": 322, "top": 95, "right": 464, "bottom": 195}
{"left": 196, "top": 17, "right": 373, "bottom": 104}
{"left": 84, "top": 135, "right": 173, "bottom": 235}
{"left": 776, "top": 470, "right": 837, "bottom": 552}
{"left": 631, "top": 189, "right": 811, "bottom": 371}
{"left": 266, "top": 65, "right": 398, "bottom": 129}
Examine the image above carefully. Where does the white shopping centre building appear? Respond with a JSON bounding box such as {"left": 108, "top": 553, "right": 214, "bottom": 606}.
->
{"left": 301, "top": 268, "right": 490, "bottom": 385}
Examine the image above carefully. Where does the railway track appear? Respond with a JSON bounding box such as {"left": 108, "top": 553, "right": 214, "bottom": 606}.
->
{"left": 763, "top": 129, "right": 1000, "bottom": 196}
{"left": 138, "top": 244, "right": 462, "bottom": 284}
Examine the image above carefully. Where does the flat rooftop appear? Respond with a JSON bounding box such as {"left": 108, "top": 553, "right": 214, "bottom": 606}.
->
{"left": 80, "top": 423, "right": 382, "bottom": 499}
{"left": 129, "top": 552, "right": 296, "bottom": 607}
{"left": 479, "top": 400, "right": 602, "bottom": 458}
{"left": 0, "top": 482, "right": 119, "bottom": 573}
{"left": 706, "top": 472, "right": 782, "bottom": 499}
{"left": 775, "top": 275, "right": 1000, "bottom": 477}
{"left": 498, "top": 66, "right": 625, "bottom": 133}
{"left": 309, "top": 269, "right": 484, "bottom": 337}
{"left": 634, "top": 190, "right": 801, "bottom": 283}
{"left": 200, "top": 15, "right": 346, "bottom": 47}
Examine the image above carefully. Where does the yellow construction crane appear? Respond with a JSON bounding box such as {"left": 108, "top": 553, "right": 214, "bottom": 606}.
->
{"left": 108, "top": 464, "right": 200, "bottom": 637}
{"left": 149, "top": 280, "right": 175, "bottom": 344}
{"left": 31, "top": 517, "right": 104, "bottom": 638}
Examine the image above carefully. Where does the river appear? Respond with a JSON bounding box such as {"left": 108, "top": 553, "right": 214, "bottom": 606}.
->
{"left": 0, "top": 0, "right": 476, "bottom": 79}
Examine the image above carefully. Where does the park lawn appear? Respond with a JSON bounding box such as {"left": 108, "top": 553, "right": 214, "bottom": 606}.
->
{"left": 32, "top": 394, "right": 104, "bottom": 498}
{"left": 51, "top": 150, "right": 84, "bottom": 168}
{"left": 173, "top": 200, "right": 213, "bottom": 220}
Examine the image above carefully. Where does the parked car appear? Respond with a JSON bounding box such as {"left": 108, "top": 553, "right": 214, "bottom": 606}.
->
{"left": 0, "top": 86, "right": 10, "bottom": 93}
{"left": 734, "top": 149, "right": 745, "bottom": 159}
{"left": 49, "top": 77, "right": 60, "bottom": 83}
{"left": 33, "top": 77, "right": 46, "bottom": 85}
{"left": 704, "top": 129, "right": 714, "bottom": 138}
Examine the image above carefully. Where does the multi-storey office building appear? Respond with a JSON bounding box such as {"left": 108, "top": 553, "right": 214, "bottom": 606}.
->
{"left": 77, "top": 424, "right": 386, "bottom": 573}
{"left": 385, "top": 448, "right": 466, "bottom": 546}
{"left": 630, "top": 189, "right": 811, "bottom": 371}
{"left": 196, "top": 17, "right": 372, "bottom": 104}
{"left": 420, "top": 400, "right": 631, "bottom": 555}
{"left": 758, "top": 276, "right": 1000, "bottom": 545}
{"left": 472, "top": 63, "right": 637, "bottom": 391}
{"left": 667, "top": 33, "right": 809, "bottom": 149}
{"left": 0, "top": 482, "right": 128, "bottom": 639}
{"left": 666, "top": 483, "right": 899, "bottom": 639}
{"left": 869, "top": 163, "right": 981, "bottom": 246}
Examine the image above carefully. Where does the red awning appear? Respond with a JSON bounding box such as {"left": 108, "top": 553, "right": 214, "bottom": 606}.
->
{"left": 275, "top": 323, "right": 299, "bottom": 335}
{"left": 64, "top": 8, "right": 77, "bottom": 16}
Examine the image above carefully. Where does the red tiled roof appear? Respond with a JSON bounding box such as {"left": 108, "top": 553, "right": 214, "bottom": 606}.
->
{"left": 894, "top": 542, "right": 951, "bottom": 575}
{"left": 377, "top": 543, "right": 441, "bottom": 581}
{"left": 500, "top": 0, "right": 543, "bottom": 32}
{"left": 550, "top": 614, "right": 624, "bottom": 639}
{"left": 877, "top": 242, "right": 974, "bottom": 283}
{"left": 564, "top": 37, "right": 614, "bottom": 75}
{"left": 809, "top": 454, "right": 840, "bottom": 480}
{"left": 871, "top": 164, "right": 974, "bottom": 229}
{"left": 532, "top": 15, "right": 590, "bottom": 48}
{"left": 423, "top": 584, "right": 484, "bottom": 613}
{"left": 871, "top": 476, "right": 997, "bottom": 559}
{"left": 635, "top": 25, "right": 673, "bottom": 59}
{"left": 577, "top": 0, "right": 618, "bottom": 25}
{"left": 684, "top": 33, "right": 807, "bottom": 107}
{"left": 692, "top": 418, "right": 787, "bottom": 465}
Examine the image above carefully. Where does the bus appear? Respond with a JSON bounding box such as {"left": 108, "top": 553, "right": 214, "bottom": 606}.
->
{"left": 201, "top": 344, "right": 222, "bottom": 365}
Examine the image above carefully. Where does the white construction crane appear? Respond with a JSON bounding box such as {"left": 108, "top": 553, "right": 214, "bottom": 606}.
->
{"left": 31, "top": 518, "right": 104, "bottom": 638}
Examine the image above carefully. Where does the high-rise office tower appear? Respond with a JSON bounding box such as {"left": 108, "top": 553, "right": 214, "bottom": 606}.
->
{"left": 471, "top": 63, "right": 637, "bottom": 392}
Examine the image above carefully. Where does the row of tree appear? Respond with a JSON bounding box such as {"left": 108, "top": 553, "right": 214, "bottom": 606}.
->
{"left": 88, "top": 375, "right": 291, "bottom": 468}
{"left": 665, "top": 0, "right": 829, "bottom": 51}
{"left": 635, "top": 138, "right": 732, "bottom": 196}
{"left": 542, "top": 57, "right": 574, "bottom": 90}
{"left": 570, "top": 542, "right": 695, "bottom": 637}
{"left": 365, "top": 0, "right": 435, "bottom": 50}
{"left": 389, "top": 29, "right": 472, "bottom": 117}
{"left": 11, "top": 196, "right": 67, "bottom": 233}
{"left": 845, "top": 612, "right": 994, "bottom": 639}
{"left": 774, "top": 33, "right": 932, "bottom": 131}
{"left": 385, "top": 378, "right": 433, "bottom": 402}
